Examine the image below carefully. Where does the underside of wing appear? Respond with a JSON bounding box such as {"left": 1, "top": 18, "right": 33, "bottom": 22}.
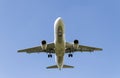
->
{"left": 18, "top": 46, "right": 43, "bottom": 53}
{"left": 78, "top": 45, "right": 103, "bottom": 52}
{"left": 18, "top": 43, "right": 55, "bottom": 53}
{"left": 65, "top": 42, "right": 102, "bottom": 53}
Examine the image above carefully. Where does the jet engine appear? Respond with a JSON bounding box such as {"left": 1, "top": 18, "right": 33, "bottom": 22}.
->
{"left": 73, "top": 40, "right": 79, "bottom": 49}
{"left": 41, "top": 40, "right": 47, "bottom": 50}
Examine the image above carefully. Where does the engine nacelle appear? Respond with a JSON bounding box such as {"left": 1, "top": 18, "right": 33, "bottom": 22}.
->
{"left": 41, "top": 40, "right": 47, "bottom": 50}
{"left": 73, "top": 40, "right": 79, "bottom": 49}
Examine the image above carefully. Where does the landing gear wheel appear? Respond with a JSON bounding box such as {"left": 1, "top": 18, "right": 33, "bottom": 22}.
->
{"left": 68, "top": 54, "right": 73, "bottom": 57}
{"left": 48, "top": 54, "right": 52, "bottom": 58}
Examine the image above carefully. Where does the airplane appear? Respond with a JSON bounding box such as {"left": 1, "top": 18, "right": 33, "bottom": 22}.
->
{"left": 18, "top": 17, "right": 102, "bottom": 70}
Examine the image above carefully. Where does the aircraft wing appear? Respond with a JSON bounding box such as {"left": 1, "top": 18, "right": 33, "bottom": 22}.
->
{"left": 65, "top": 42, "right": 102, "bottom": 53}
{"left": 18, "top": 43, "right": 55, "bottom": 53}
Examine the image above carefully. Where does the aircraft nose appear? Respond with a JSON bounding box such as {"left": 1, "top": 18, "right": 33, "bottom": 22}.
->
{"left": 54, "top": 17, "right": 64, "bottom": 29}
{"left": 57, "top": 17, "right": 62, "bottom": 22}
{"left": 56, "top": 17, "right": 64, "bottom": 25}
{"left": 57, "top": 17, "right": 62, "bottom": 20}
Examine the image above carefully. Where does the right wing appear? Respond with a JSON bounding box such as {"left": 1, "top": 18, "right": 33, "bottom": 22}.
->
{"left": 18, "top": 43, "right": 55, "bottom": 53}
{"left": 66, "top": 42, "right": 102, "bottom": 53}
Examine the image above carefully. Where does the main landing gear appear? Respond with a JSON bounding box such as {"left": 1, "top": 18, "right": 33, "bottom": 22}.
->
{"left": 48, "top": 54, "right": 52, "bottom": 58}
{"left": 68, "top": 54, "right": 73, "bottom": 57}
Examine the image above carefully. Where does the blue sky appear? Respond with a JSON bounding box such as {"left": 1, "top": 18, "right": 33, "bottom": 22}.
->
{"left": 0, "top": 0, "right": 120, "bottom": 78}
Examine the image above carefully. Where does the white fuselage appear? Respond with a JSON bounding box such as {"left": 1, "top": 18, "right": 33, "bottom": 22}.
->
{"left": 54, "top": 17, "right": 65, "bottom": 69}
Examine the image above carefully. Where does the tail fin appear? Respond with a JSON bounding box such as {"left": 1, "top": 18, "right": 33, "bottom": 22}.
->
{"left": 46, "top": 65, "right": 74, "bottom": 69}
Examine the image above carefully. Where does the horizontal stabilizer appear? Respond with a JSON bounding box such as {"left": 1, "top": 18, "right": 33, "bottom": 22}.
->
{"left": 46, "top": 65, "right": 58, "bottom": 69}
{"left": 63, "top": 64, "right": 74, "bottom": 68}
{"left": 46, "top": 64, "right": 74, "bottom": 69}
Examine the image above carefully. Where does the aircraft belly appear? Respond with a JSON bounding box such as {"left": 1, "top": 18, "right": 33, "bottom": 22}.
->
{"left": 55, "top": 40, "right": 65, "bottom": 68}
{"left": 55, "top": 43, "right": 65, "bottom": 56}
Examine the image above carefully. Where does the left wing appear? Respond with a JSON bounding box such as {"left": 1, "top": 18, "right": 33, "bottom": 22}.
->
{"left": 65, "top": 42, "right": 102, "bottom": 53}
{"left": 18, "top": 43, "right": 55, "bottom": 53}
